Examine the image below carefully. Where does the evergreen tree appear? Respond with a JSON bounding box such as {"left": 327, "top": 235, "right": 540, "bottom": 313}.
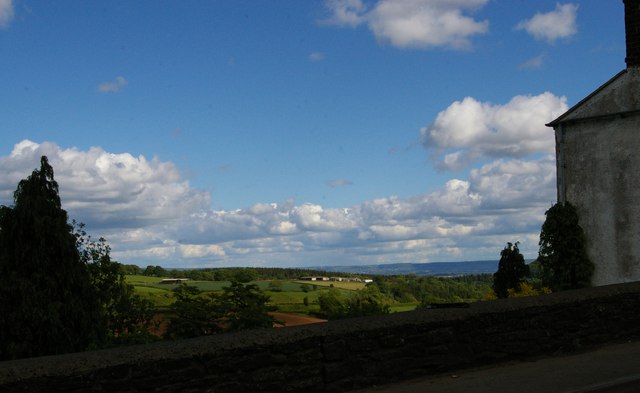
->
{"left": 538, "top": 202, "right": 594, "bottom": 290}
{"left": 492, "top": 242, "right": 530, "bottom": 298}
{"left": 0, "top": 157, "right": 104, "bottom": 359}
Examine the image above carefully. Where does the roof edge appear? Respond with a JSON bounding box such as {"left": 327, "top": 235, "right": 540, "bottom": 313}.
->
{"left": 546, "top": 69, "right": 628, "bottom": 128}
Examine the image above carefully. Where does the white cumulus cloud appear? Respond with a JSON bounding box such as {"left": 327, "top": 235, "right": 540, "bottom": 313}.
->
{"left": 323, "top": 0, "right": 489, "bottom": 50}
{"left": 469, "top": 156, "right": 557, "bottom": 209}
{"left": 0, "top": 140, "right": 211, "bottom": 228}
{"left": 0, "top": 0, "right": 14, "bottom": 29}
{"left": 421, "top": 92, "right": 568, "bottom": 170}
{"left": 516, "top": 3, "right": 579, "bottom": 43}
{"left": 180, "top": 244, "right": 226, "bottom": 258}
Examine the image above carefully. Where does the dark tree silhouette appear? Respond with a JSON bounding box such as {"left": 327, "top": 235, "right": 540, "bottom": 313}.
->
{"left": 74, "top": 221, "right": 156, "bottom": 344}
{"left": 493, "top": 242, "right": 529, "bottom": 298}
{"left": 164, "top": 284, "right": 222, "bottom": 339}
{"left": 214, "top": 281, "right": 279, "bottom": 331}
{"left": 0, "top": 157, "right": 104, "bottom": 359}
{"left": 538, "top": 202, "right": 594, "bottom": 291}
{"left": 164, "top": 281, "right": 279, "bottom": 339}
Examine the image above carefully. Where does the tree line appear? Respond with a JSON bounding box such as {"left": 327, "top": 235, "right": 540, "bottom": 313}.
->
{"left": 122, "top": 264, "right": 354, "bottom": 282}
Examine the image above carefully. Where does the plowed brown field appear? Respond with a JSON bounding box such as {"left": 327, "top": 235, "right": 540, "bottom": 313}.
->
{"left": 270, "top": 312, "right": 327, "bottom": 327}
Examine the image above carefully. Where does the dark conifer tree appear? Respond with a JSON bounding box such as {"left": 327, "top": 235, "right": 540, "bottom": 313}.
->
{"left": 493, "top": 242, "right": 529, "bottom": 298}
{"left": 538, "top": 202, "right": 594, "bottom": 290}
{"left": 0, "top": 156, "right": 104, "bottom": 359}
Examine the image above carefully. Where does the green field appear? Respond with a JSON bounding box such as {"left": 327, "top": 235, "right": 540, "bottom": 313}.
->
{"left": 126, "top": 275, "right": 424, "bottom": 320}
{"left": 133, "top": 286, "right": 174, "bottom": 308}
{"left": 389, "top": 303, "right": 419, "bottom": 313}
{"left": 124, "top": 272, "right": 492, "bottom": 322}
{"left": 126, "top": 275, "right": 385, "bottom": 316}
{"left": 292, "top": 280, "right": 366, "bottom": 290}
{"left": 126, "top": 275, "right": 232, "bottom": 291}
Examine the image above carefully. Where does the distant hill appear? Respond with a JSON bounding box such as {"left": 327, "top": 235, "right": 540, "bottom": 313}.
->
{"left": 310, "top": 260, "right": 498, "bottom": 277}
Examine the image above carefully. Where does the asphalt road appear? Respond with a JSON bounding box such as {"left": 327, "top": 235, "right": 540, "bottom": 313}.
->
{"left": 350, "top": 341, "right": 640, "bottom": 393}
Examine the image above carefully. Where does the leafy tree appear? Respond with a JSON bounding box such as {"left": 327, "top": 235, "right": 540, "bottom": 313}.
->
{"left": 344, "top": 285, "right": 390, "bottom": 317}
{"left": 0, "top": 157, "right": 104, "bottom": 359}
{"left": 492, "top": 242, "right": 530, "bottom": 298}
{"left": 74, "top": 222, "right": 156, "bottom": 344}
{"left": 143, "top": 265, "right": 167, "bottom": 277}
{"left": 538, "top": 202, "right": 594, "bottom": 290}
{"left": 164, "top": 284, "right": 221, "bottom": 339}
{"left": 316, "top": 286, "right": 390, "bottom": 320}
{"left": 233, "top": 268, "right": 258, "bottom": 283}
{"left": 372, "top": 274, "right": 491, "bottom": 306}
{"left": 316, "top": 287, "right": 347, "bottom": 319}
{"left": 121, "top": 264, "right": 143, "bottom": 275}
{"left": 165, "top": 281, "right": 279, "bottom": 339}
{"left": 213, "top": 281, "right": 280, "bottom": 331}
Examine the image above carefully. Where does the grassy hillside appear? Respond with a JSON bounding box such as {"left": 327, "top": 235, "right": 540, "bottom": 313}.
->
{"left": 126, "top": 275, "right": 368, "bottom": 315}
{"left": 292, "top": 280, "right": 366, "bottom": 290}
{"left": 126, "top": 273, "right": 489, "bottom": 317}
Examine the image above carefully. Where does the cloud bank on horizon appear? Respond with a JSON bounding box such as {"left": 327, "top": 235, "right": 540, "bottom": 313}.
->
{"left": 1, "top": 90, "right": 565, "bottom": 268}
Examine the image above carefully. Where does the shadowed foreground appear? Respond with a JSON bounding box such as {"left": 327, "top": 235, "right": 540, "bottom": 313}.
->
{"left": 1, "top": 282, "right": 640, "bottom": 392}
{"left": 351, "top": 340, "right": 640, "bottom": 393}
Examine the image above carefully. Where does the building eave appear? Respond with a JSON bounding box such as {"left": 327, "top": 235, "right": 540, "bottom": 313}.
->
{"left": 546, "top": 69, "right": 629, "bottom": 128}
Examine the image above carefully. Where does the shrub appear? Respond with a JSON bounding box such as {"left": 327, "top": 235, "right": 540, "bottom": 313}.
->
{"left": 538, "top": 202, "right": 594, "bottom": 290}
{"left": 492, "top": 242, "right": 530, "bottom": 298}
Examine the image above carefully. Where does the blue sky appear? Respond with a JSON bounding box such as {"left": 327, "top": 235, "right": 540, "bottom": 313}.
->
{"left": 0, "top": 0, "right": 626, "bottom": 268}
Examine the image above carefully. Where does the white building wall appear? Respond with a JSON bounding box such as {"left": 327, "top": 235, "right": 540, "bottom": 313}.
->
{"left": 560, "top": 115, "right": 640, "bottom": 285}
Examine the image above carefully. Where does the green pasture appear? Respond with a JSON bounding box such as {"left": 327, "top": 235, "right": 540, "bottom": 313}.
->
{"left": 276, "top": 303, "right": 321, "bottom": 314}
{"left": 389, "top": 303, "right": 419, "bottom": 313}
{"left": 187, "top": 281, "right": 232, "bottom": 291}
{"left": 126, "top": 275, "right": 231, "bottom": 291}
{"left": 134, "top": 286, "right": 174, "bottom": 308}
{"left": 127, "top": 275, "right": 329, "bottom": 314}
{"left": 292, "top": 280, "right": 366, "bottom": 290}
{"left": 266, "top": 289, "right": 321, "bottom": 304}
{"left": 126, "top": 275, "right": 383, "bottom": 318}
{"left": 253, "top": 281, "right": 311, "bottom": 292}
{"left": 126, "top": 275, "right": 166, "bottom": 285}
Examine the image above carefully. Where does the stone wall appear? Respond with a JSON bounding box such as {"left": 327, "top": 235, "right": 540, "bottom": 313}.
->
{"left": 2, "top": 282, "right": 640, "bottom": 392}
